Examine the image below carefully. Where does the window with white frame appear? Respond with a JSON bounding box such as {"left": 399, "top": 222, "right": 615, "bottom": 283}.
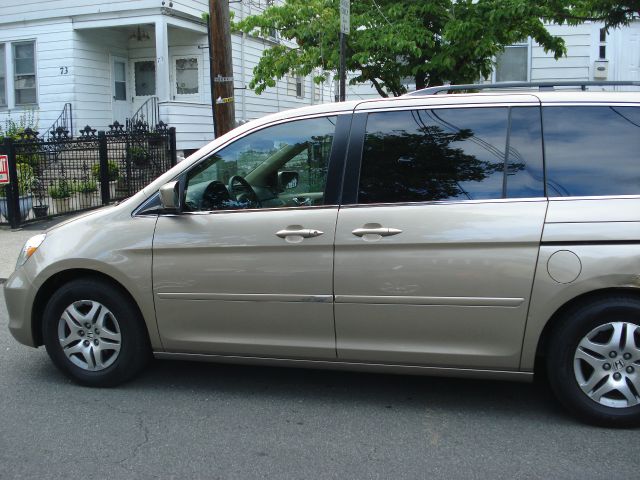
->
{"left": 296, "top": 76, "right": 304, "bottom": 98}
{"left": 174, "top": 57, "right": 199, "bottom": 96}
{"left": 13, "top": 41, "right": 37, "bottom": 105}
{"left": 0, "top": 44, "right": 6, "bottom": 107}
{"left": 495, "top": 44, "right": 529, "bottom": 82}
{"left": 287, "top": 75, "right": 306, "bottom": 99}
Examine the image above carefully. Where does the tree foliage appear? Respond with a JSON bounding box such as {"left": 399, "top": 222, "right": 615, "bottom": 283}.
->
{"left": 234, "top": 0, "right": 570, "bottom": 97}
{"left": 548, "top": 1, "right": 639, "bottom": 29}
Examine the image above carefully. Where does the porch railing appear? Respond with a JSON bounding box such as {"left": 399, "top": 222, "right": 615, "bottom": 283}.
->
{"left": 127, "top": 96, "right": 159, "bottom": 132}
{"left": 43, "top": 103, "right": 73, "bottom": 139}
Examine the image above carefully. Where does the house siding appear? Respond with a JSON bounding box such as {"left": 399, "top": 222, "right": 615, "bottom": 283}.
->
{"left": 73, "top": 28, "right": 129, "bottom": 130}
{"left": 1, "top": 1, "right": 183, "bottom": 25}
{"left": 0, "top": 18, "right": 74, "bottom": 135}
{"left": 530, "top": 23, "right": 593, "bottom": 81}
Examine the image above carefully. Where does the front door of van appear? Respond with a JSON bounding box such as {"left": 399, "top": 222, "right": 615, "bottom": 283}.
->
{"left": 153, "top": 115, "right": 345, "bottom": 359}
{"left": 334, "top": 102, "right": 547, "bottom": 370}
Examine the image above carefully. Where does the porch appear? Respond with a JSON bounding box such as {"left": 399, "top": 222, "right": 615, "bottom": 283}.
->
{"left": 72, "top": 13, "right": 214, "bottom": 152}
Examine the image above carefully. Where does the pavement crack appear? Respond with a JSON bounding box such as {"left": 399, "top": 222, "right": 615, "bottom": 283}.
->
{"left": 107, "top": 404, "right": 152, "bottom": 470}
{"left": 118, "top": 414, "right": 151, "bottom": 467}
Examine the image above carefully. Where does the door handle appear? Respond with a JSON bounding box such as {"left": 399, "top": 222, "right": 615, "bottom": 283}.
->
{"left": 276, "top": 228, "right": 324, "bottom": 239}
{"left": 352, "top": 227, "right": 402, "bottom": 237}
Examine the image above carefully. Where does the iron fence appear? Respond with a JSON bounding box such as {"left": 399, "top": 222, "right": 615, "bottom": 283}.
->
{"left": 0, "top": 122, "right": 177, "bottom": 228}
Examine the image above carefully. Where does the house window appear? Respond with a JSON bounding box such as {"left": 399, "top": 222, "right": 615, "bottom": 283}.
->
{"left": 599, "top": 28, "right": 607, "bottom": 59}
{"left": 175, "top": 57, "right": 199, "bottom": 95}
{"left": 0, "top": 44, "right": 6, "bottom": 107}
{"left": 114, "top": 61, "right": 127, "bottom": 101}
{"left": 495, "top": 45, "right": 529, "bottom": 82}
{"left": 13, "top": 41, "right": 37, "bottom": 105}
{"left": 134, "top": 60, "right": 156, "bottom": 96}
{"left": 296, "top": 76, "right": 304, "bottom": 98}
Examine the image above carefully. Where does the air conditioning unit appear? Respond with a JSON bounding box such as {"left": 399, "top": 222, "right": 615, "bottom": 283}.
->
{"left": 593, "top": 60, "right": 609, "bottom": 80}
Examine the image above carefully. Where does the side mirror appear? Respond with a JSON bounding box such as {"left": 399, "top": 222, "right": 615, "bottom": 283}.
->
{"left": 277, "top": 171, "right": 299, "bottom": 192}
{"left": 159, "top": 181, "right": 182, "bottom": 211}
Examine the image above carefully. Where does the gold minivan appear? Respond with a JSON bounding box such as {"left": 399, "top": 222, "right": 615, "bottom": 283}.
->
{"left": 6, "top": 83, "right": 640, "bottom": 427}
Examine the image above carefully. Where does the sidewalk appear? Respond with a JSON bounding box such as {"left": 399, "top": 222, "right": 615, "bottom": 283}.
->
{"left": 0, "top": 218, "right": 65, "bottom": 280}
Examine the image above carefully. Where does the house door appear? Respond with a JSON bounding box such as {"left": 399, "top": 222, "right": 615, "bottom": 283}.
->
{"left": 111, "top": 57, "right": 129, "bottom": 124}
{"left": 619, "top": 25, "right": 640, "bottom": 81}
{"left": 130, "top": 58, "right": 157, "bottom": 119}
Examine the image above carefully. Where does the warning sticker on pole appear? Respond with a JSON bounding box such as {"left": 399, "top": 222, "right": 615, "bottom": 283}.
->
{"left": 216, "top": 96, "right": 235, "bottom": 104}
{"left": 0, "top": 155, "right": 9, "bottom": 184}
{"left": 214, "top": 75, "right": 234, "bottom": 83}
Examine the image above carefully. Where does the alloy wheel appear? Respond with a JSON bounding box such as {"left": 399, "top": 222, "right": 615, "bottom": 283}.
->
{"left": 573, "top": 321, "right": 640, "bottom": 408}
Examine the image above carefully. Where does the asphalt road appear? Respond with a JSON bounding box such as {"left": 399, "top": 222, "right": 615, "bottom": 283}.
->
{"left": 1, "top": 294, "right": 638, "bottom": 480}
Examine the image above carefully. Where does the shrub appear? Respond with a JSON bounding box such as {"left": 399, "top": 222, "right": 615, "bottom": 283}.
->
{"left": 48, "top": 179, "right": 73, "bottom": 199}
{"left": 91, "top": 161, "right": 120, "bottom": 181}
{"left": 129, "top": 146, "right": 150, "bottom": 166}
{"left": 0, "top": 111, "right": 41, "bottom": 168}
{"left": 0, "top": 163, "right": 35, "bottom": 198}
{"left": 74, "top": 179, "right": 98, "bottom": 194}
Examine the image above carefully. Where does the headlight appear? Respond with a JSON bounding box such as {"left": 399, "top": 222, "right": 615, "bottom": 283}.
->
{"left": 16, "top": 233, "right": 46, "bottom": 269}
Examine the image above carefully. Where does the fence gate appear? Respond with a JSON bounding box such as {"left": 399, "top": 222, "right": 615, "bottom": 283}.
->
{"left": 0, "top": 122, "right": 177, "bottom": 228}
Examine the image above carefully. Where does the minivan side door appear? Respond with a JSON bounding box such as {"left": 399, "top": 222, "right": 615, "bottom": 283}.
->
{"left": 334, "top": 98, "right": 547, "bottom": 370}
{"left": 152, "top": 114, "right": 349, "bottom": 359}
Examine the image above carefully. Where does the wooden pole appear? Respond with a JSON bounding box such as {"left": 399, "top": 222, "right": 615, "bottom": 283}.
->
{"left": 209, "top": 0, "right": 236, "bottom": 137}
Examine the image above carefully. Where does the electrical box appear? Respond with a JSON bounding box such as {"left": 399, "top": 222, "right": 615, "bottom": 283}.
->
{"left": 593, "top": 60, "right": 609, "bottom": 80}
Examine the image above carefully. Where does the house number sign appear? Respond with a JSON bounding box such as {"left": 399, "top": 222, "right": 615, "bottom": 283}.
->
{"left": 59, "top": 67, "right": 69, "bottom": 75}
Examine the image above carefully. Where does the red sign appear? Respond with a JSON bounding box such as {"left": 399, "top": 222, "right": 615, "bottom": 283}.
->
{"left": 0, "top": 155, "right": 9, "bottom": 184}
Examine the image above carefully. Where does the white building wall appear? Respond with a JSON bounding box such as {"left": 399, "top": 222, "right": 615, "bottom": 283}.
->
{"left": 73, "top": 28, "right": 128, "bottom": 132}
{"left": 0, "top": 18, "right": 74, "bottom": 135}
{"left": 0, "top": 0, "right": 185, "bottom": 24}
{"left": 530, "top": 23, "right": 593, "bottom": 81}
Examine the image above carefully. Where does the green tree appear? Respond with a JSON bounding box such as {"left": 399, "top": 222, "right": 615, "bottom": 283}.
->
{"left": 547, "top": 1, "right": 639, "bottom": 29}
{"left": 234, "top": 0, "right": 567, "bottom": 97}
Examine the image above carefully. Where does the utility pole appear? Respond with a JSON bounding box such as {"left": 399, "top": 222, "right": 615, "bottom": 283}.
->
{"left": 339, "top": 0, "right": 350, "bottom": 102}
{"left": 209, "top": 0, "right": 236, "bottom": 137}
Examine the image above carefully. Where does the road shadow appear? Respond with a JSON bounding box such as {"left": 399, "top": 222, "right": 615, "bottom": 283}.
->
{"left": 111, "top": 357, "right": 569, "bottom": 424}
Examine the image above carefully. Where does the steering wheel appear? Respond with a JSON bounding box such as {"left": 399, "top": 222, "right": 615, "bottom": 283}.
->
{"left": 228, "top": 175, "right": 261, "bottom": 208}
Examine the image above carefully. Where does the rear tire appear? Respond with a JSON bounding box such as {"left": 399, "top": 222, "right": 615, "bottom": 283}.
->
{"left": 546, "top": 295, "right": 640, "bottom": 427}
{"left": 42, "top": 278, "right": 150, "bottom": 387}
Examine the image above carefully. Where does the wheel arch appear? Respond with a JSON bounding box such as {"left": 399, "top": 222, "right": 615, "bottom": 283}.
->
{"left": 533, "top": 287, "right": 640, "bottom": 374}
{"left": 31, "top": 268, "right": 150, "bottom": 347}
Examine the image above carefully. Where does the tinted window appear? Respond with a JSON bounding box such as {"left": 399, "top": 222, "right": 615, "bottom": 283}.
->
{"left": 185, "top": 116, "right": 336, "bottom": 211}
{"left": 507, "top": 107, "right": 545, "bottom": 198}
{"left": 357, "top": 107, "right": 543, "bottom": 203}
{"left": 544, "top": 106, "right": 640, "bottom": 197}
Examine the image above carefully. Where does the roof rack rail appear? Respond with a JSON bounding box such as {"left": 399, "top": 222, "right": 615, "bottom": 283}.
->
{"left": 406, "top": 81, "right": 640, "bottom": 96}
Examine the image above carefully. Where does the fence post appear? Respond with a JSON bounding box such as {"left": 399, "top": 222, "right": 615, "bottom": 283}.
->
{"left": 169, "top": 127, "right": 177, "bottom": 167}
{"left": 98, "top": 131, "right": 110, "bottom": 204}
{"left": 5, "top": 138, "right": 21, "bottom": 229}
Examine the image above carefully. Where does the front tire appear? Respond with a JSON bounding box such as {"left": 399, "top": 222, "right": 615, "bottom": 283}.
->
{"left": 42, "top": 278, "right": 150, "bottom": 387}
{"left": 547, "top": 295, "right": 640, "bottom": 427}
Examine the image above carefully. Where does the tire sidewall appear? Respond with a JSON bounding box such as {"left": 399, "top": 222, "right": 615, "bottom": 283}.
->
{"left": 42, "top": 279, "right": 148, "bottom": 387}
{"left": 548, "top": 299, "right": 640, "bottom": 427}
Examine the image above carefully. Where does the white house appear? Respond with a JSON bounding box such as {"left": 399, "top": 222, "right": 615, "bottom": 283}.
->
{"left": 345, "top": 20, "right": 640, "bottom": 100}
{"left": 0, "top": 0, "right": 334, "bottom": 155}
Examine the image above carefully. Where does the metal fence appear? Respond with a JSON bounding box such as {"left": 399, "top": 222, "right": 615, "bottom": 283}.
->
{"left": 0, "top": 122, "right": 177, "bottom": 228}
